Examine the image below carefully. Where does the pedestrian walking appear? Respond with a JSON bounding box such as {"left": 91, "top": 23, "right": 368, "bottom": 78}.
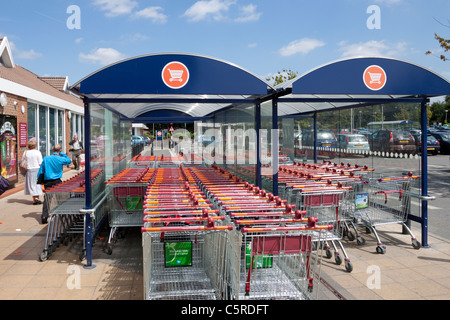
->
{"left": 37, "top": 144, "right": 72, "bottom": 224}
{"left": 22, "top": 140, "right": 43, "bottom": 205}
{"left": 69, "top": 134, "right": 83, "bottom": 170}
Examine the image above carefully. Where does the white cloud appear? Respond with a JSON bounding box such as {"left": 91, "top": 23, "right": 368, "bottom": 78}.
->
{"left": 75, "top": 37, "right": 84, "bottom": 44}
{"left": 184, "top": 0, "right": 236, "bottom": 22}
{"left": 93, "top": 0, "right": 138, "bottom": 17}
{"left": 79, "top": 48, "right": 127, "bottom": 66}
{"left": 235, "top": 4, "right": 262, "bottom": 22}
{"left": 134, "top": 7, "right": 168, "bottom": 23}
{"left": 278, "top": 38, "right": 325, "bottom": 57}
{"left": 9, "top": 41, "right": 42, "bottom": 60}
{"left": 338, "top": 40, "right": 408, "bottom": 58}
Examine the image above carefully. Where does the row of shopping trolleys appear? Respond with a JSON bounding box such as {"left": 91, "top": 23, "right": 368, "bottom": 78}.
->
{"left": 277, "top": 160, "right": 421, "bottom": 256}
{"left": 140, "top": 165, "right": 336, "bottom": 300}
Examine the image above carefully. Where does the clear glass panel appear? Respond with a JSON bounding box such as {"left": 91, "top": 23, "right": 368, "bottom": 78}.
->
{"left": 58, "top": 110, "right": 64, "bottom": 148}
{"left": 49, "top": 108, "right": 56, "bottom": 152}
{"left": 27, "top": 103, "right": 37, "bottom": 144}
{"left": 38, "top": 105, "right": 47, "bottom": 156}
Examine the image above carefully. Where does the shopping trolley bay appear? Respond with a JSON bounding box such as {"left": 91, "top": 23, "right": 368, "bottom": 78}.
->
{"left": 35, "top": 155, "right": 427, "bottom": 301}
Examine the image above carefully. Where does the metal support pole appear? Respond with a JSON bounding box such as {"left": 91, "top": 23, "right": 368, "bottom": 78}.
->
{"left": 420, "top": 98, "right": 430, "bottom": 248}
{"left": 256, "top": 103, "right": 262, "bottom": 189}
{"left": 82, "top": 99, "right": 95, "bottom": 268}
{"left": 313, "top": 112, "right": 318, "bottom": 164}
{"left": 272, "top": 99, "right": 279, "bottom": 196}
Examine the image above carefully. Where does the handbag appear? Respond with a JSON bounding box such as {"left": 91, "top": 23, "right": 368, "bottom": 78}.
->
{"left": 19, "top": 151, "right": 27, "bottom": 175}
{"left": 0, "top": 175, "right": 10, "bottom": 196}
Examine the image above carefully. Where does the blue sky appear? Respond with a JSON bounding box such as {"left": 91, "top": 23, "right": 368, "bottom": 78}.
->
{"left": 1, "top": 0, "right": 450, "bottom": 92}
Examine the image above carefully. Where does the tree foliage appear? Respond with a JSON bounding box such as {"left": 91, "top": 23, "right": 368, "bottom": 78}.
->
{"left": 426, "top": 19, "right": 450, "bottom": 61}
{"left": 266, "top": 69, "right": 298, "bottom": 86}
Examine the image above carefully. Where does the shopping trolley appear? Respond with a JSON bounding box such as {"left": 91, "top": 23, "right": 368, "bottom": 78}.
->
{"left": 104, "top": 167, "right": 156, "bottom": 254}
{"left": 368, "top": 72, "right": 382, "bottom": 84}
{"left": 294, "top": 188, "right": 353, "bottom": 272}
{"left": 39, "top": 169, "right": 105, "bottom": 262}
{"left": 141, "top": 210, "right": 233, "bottom": 300}
{"left": 227, "top": 218, "right": 332, "bottom": 300}
{"left": 352, "top": 173, "right": 421, "bottom": 254}
{"left": 168, "top": 69, "right": 184, "bottom": 82}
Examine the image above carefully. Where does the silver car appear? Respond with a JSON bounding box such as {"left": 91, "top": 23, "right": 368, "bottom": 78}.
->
{"left": 337, "top": 133, "right": 370, "bottom": 156}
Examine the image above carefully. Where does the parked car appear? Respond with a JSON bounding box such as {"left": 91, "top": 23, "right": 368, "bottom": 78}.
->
{"left": 337, "top": 133, "right": 370, "bottom": 156}
{"left": 370, "top": 129, "right": 416, "bottom": 155}
{"left": 428, "top": 131, "right": 450, "bottom": 154}
{"left": 141, "top": 136, "right": 152, "bottom": 145}
{"left": 300, "top": 130, "right": 338, "bottom": 159}
{"left": 132, "top": 135, "right": 145, "bottom": 146}
{"left": 411, "top": 133, "right": 440, "bottom": 155}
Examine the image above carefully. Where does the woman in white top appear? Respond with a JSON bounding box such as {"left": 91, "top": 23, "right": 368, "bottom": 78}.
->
{"left": 23, "top": 140, "right": 43, "bottom": 205}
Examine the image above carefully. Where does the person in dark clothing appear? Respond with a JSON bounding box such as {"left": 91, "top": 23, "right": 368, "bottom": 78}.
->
{"left": 37, "top": 144, "right": 72, "bottom": 224}
{"left": 69, "top": 134, "right": 84, "bottom": 170}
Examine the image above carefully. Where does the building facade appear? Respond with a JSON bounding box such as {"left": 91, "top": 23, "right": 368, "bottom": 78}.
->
{"left": 0, "top": 37, "right": 84, "bottom": 186}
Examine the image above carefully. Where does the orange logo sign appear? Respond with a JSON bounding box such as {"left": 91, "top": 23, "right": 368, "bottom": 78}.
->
{"left": 162, "top": 61, "right": 190, "bottom": 89}
{"left": 363, "top": 65, "right": 387, "bottom": 91}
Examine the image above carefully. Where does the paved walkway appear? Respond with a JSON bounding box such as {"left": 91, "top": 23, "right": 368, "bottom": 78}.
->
{"left": 1, "top": 148, "right": 450, "bottom": 300}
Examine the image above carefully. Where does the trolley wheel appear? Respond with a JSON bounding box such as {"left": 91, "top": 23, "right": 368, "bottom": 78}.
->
{"left": 347, "top": 231, "right": 356, "bottom": 241}
{"left": 356, "top": 237, "right": 366, "bottom": 246}
{"left": 104, "top": 244, "right": 113, "bottom": 255}
{"left": 335, "top": 253, "right": 343, "bottom": 265}
{"left": 412, "top": 239, "right": 421, "bottom": 250}
{"left": 345, "top": 261, "right": 353, "bottom": 273}
{"left": 79, "top": 250, "right": 86, "bottom": 261}
{"left": 63, "top": 236, "right": 70, "bottom": 246}
{"left": 365, "top": 227, "right": 372, "bottom": 234}
{"left": 376, "top": 245, "right": 386, "bottom": 254}
{"left": 39, "top": 250, "right": 49, "bottom": 262}
{"left": 325, "top": 248, "right": 333, "bottom": 259}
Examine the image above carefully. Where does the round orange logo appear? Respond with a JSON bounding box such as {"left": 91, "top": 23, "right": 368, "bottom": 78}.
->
{"left": 162, "top": 61, "right": 190, "bottom": 89}
{"left": 363, "top": 65, "right": 387, "bottom": 91}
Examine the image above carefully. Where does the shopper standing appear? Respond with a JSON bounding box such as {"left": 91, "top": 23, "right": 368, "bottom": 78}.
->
{"left": 37, "top": 144, "right": 72, "bottom": 223}
{"left": 22, "top": 140, "right": 43, "bottom": 205}
{"left": 69, "top": 134, "right": 83, "bottom": 170}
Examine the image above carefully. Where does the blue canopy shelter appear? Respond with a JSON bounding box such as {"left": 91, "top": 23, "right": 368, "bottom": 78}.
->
{"left": 70, "top": 53, "right": 275, "bottom": 266}
{"left": 275, "top": 56, "right": 450, "bottom": 250}
{"left": 71, "top": 54, "right": 450, "bottom": 266}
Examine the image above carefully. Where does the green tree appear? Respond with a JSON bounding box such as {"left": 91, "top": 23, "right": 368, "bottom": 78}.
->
{"left": 266, "top": 69, "right": 298, "bottom": 86}
{"left": 430, "top": 96, "right": 450, "bottom": 124}
{"left": 425, "top": 19, "right": 449, "bottom": 61}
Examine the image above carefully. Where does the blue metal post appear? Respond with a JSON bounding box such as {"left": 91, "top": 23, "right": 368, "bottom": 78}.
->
{"left": 313, "top": 112, "right": 318, "bottom": 164}
{"left": 420, "top": 98, "right": 430, "bottom": 248}
{"left": 256, "top": 103, "right": 262, "bottom": 189}
{"left": 272, "top": 99, "right": 279, "bottom": 196}
{"left": 83, "top": 99, "right": 95, "bottom": 268}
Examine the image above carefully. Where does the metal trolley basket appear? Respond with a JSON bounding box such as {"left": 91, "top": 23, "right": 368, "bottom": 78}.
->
{"left": 352, "top": 174, "right": 420, "bottom": 254}
{"left": 105, "top": 168, "right": 155, "bottom": 254}
{"left": 227, "top": 222, "right": 329, "bottom": 300}
{"left": 142, "top": 217, "right": 233, "bottom": 300}
{"left": 39, "top": 170, "right": 106, "bottom": 262}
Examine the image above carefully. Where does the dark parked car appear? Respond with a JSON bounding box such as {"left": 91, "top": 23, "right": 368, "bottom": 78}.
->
{"left": 411, "top": 133, "right": 440, "bottom": 155}
{"left": 370, "top": 129, "right": 416, "bottom": 155}
{"left": 428, "top": 131, "right": 450, "bottom": 154}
